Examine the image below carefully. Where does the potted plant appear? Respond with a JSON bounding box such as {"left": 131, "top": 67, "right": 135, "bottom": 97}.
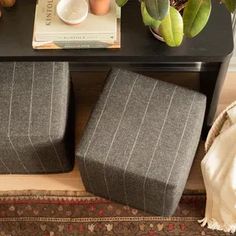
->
{"left": 115, "top": 0, "right": 236, "bottom": 47}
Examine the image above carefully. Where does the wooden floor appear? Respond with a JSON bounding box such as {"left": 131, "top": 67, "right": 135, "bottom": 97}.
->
{"left": 0, "top": 71, "right": 235, "bottom": 193}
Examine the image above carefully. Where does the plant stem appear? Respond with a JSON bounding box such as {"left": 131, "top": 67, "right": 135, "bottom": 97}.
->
{"left": 170, "top": 0, "right": 188, "bottom": 11}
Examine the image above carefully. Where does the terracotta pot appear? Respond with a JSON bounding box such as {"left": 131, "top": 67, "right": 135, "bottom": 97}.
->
{"left": 0, "top": 0, "right": 16, "bottom": 8}
{"left": 89, "top": 0, "right": 111, "bottom": 15}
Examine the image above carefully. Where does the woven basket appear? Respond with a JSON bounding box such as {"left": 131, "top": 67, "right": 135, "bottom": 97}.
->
{"left": 205, "top": 101, "right": 236, "bottom": 152}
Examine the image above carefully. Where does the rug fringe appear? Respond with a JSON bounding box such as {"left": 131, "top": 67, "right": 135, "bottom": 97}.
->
{"left": 198, "top": 218, "right": 236, "bottom": 234}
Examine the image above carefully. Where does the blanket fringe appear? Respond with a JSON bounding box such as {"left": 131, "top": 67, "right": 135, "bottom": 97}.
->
{"left": 198, "top": 218, "right": 236, "bottom": 234}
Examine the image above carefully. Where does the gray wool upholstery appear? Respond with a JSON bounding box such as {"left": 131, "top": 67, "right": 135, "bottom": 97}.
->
{"left": 0, "top": 62, "right": 74, "bottom": 174}
{"left": 76, "top": 68, "right": 206, "bottom": 216}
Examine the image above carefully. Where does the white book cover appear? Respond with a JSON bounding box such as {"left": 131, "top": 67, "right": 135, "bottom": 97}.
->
{"left": 32, "top": 18, "right": 121, "bottom": 49}
{"left": 34, "top": 0, "right": 117, "bottom": 42}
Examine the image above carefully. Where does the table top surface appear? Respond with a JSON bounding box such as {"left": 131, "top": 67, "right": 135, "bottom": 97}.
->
{"left": 0, "top": 0, "right": 234, "bottom": 63}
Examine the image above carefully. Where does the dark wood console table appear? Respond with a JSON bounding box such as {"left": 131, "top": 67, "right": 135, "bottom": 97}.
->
{"left": 0, "top": 0, "right": 234, "bottom": 128}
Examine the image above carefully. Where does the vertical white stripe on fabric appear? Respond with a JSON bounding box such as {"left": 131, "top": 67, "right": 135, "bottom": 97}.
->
{"left": 0, "top": 158, "right": 10, "bottom": 173}
{"left": 162, "top": 93, "right": 196, "bottom": 215}
{"left": 123, "top": 80, "right": 158, "bottom": 206}
{"left": 103, "top": 75, "right": 139, "bottom": 199}
{"left": 83, "top": 69, "right": 120, "bottom": 192}
{"left": 143, "top": 86, "right": 177, "bottom": 211}
{"left": 8, "top": 62, "right": 28, "bottom": 173}
{"left": 28, "top": 62, "right": 46, "bottom": 173}
{"left": 49, "top": 62, "right": 64, "bottom": 171}
{"left": 0, "top": 153, "right": 10, "bottom": 173}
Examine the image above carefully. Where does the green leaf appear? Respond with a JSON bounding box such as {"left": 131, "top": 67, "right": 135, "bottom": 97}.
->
{"left": 159, "top": 6, "right": 183, "bottom": 47}
{"left": 183, "top": 0, "right": 211, "bottom": 38}
{"left": 141, "top": 1, "right": 161, "bottom": 29}
{"left": 144, "top": 0, "right": 169, "bottom": 21}
{"left": 116, "top": 0, "right": 128, "bottom": 7}
{"left": 222, "top": 0, "right": 236, "bottom": 13}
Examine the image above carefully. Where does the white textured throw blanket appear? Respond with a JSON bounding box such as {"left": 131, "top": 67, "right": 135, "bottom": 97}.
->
{"left": 199, "top": 101, "right": 236, "bottom": 233}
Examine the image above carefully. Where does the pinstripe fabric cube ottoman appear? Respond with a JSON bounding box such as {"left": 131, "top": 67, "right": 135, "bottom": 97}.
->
{"left": 0, "top": 62, "right": 74, "bottom": 174}
{"left": 76, "top": 68, "right": 206, "bottom": 216}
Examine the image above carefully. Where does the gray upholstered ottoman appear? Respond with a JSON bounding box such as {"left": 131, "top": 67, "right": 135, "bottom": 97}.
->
{"left": 0, "top": 62, "right": 74, "bottom": 174}
{"left": 76, "top": 68, "right": 206, "bottom": 216}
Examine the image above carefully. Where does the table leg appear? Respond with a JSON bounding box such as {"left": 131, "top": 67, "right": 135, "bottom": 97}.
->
{"left": 200, "top": 54, "right": 232, "bottom": 130}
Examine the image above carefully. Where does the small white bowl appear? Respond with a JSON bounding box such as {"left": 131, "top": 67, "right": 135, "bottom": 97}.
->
{"left": 56, "top": 0, "right": 89, "bottom": 25}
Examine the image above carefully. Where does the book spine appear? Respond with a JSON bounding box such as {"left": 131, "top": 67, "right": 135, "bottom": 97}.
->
{"left": 32, "top": 40, "right": 120, "bottom": 49}
{"left": 35, "top": 33, "right": 116, "bottom": 42}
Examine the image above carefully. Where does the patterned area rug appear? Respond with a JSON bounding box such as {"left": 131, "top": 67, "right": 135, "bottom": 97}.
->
{"left": 0, "top": 191, "right": 229, "bottom": 236}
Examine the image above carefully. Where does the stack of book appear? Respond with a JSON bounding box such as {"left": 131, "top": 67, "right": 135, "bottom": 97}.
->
{"left": 32, "top": 0, "right": 120, "bottom": 49}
